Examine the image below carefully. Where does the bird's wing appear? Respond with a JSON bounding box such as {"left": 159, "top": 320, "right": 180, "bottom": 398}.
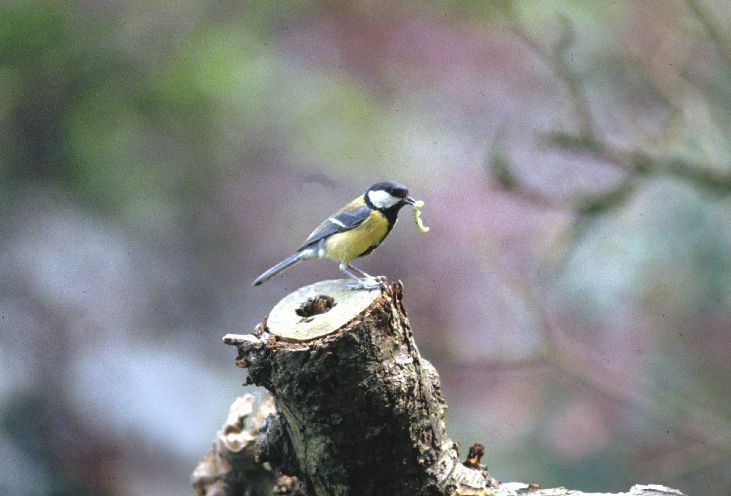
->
{"left": 298, "top": 195, "right": 371, "bottom": 250}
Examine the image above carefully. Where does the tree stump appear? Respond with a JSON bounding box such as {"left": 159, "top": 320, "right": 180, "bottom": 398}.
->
{"left": 195, "top": 280, "right": 686, "bottom": 496}
{"left": 223, "top": 279, "right": 486, "bottom": 495}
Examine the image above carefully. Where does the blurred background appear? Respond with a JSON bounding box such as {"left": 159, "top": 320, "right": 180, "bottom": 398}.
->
{"left": 1, "top": 0, "right": 729, "bottom": 494}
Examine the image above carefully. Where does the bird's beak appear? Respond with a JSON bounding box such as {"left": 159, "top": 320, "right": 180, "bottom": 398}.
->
{"left": 404, "top": 196, "right": 417, "bottom": 205}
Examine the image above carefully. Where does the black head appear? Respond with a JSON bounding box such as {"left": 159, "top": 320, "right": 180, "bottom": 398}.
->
{"left": 365, "top": 180, "right": 415, "bottom": 211}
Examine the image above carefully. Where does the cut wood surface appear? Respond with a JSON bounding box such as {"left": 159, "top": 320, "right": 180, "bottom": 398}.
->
{"left": 194, "top": 280, "right": 686, "bottom": 496}
{"left": 266, "top": 279, "right": 379, "bottom": 342}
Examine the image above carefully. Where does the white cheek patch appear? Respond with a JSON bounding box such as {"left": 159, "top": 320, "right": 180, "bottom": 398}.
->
{"left": 367, "top": 190, "right": 400, "bottom": 209}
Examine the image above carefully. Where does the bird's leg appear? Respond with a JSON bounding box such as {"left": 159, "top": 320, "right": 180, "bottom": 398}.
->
{"left": 349, "top": 263, "right": 387, "bottom": 284}
{"left": 339, "top": 263, "right": 380, "bottom": 290}
{"left": 338, "top": 262, "right": 363, "bottom": 282}
{"left": 347, "top": 264, "right": 371, "bottom": 278}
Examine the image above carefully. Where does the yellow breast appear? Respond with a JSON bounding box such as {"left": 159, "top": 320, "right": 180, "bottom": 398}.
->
{"left": 324, "top": 210, "right": 389, "bottom": 263}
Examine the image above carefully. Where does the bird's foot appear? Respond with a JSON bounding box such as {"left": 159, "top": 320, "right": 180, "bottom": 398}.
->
{"left": 347, "top": 276, "right": 385, "bottom": 291}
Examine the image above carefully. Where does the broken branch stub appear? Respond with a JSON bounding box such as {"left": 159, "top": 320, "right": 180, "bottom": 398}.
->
{"left": 225, "top": 279, "right": 491, "bottom": 495}
{"left": 191, "top": 394, "right": 277, "bottom": 496}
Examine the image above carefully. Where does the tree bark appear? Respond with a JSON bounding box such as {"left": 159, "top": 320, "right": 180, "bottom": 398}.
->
{"left": 191, "top": 393, "right": 279, "bottom": 496}
{"left": 192, "top": 279, "right": 685, "bottom": 496}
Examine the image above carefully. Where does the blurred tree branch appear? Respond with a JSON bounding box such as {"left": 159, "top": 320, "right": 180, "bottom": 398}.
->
{"left": 482, "top": 9, "right": 731, "bottom": 480}
{"left": 493, "top": 7, "right": 730, "bottom": 213}
{"left": 542, "top": 131, "right": 731, "bottom": 197}
{"left": 507, "top": 14, "right": 597, "bottom": 140}
{"left": 469, "top": 255, "right": 731, "bottom": 495}
{"left": 685, "top": 0, "right": 731, "bottom": 70}
{"left": 488, "top": 7, "right": 730, "bottom": 274}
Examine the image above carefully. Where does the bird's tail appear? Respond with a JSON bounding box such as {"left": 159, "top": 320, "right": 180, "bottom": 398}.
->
{"left": 252, "top": 249, "right": 312, "bottom": 286}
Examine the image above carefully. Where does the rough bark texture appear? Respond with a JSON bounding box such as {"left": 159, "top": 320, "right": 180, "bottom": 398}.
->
{"left": 229, "top": 279, "right": 480, "bottom": 495}
{"left": 194, "top": 279, "right": 685, "bottom": 496}
{"left": 191, "top": 394, "right": 277, "bottom": 496}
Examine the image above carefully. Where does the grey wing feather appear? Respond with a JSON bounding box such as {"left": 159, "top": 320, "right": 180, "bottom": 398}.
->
{"left": 299, "top": 204, "right": 371, "bottom": 250}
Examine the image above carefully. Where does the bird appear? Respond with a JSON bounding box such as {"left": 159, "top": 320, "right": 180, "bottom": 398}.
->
{"left": 253, "top": 180, "right": 418, "bottom": 289}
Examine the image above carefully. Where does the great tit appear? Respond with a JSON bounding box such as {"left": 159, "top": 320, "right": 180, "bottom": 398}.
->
{"left": 253, "top": 180, "right": 418, "bottom": 289}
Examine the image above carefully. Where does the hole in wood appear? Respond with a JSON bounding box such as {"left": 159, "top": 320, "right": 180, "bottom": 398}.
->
{"left": 295, "top": 294, "right": 336, "bottom": 321}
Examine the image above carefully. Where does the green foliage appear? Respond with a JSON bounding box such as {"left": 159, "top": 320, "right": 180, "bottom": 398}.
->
{"left": 0, "top": 1, "right": 408, "bottom": 220}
